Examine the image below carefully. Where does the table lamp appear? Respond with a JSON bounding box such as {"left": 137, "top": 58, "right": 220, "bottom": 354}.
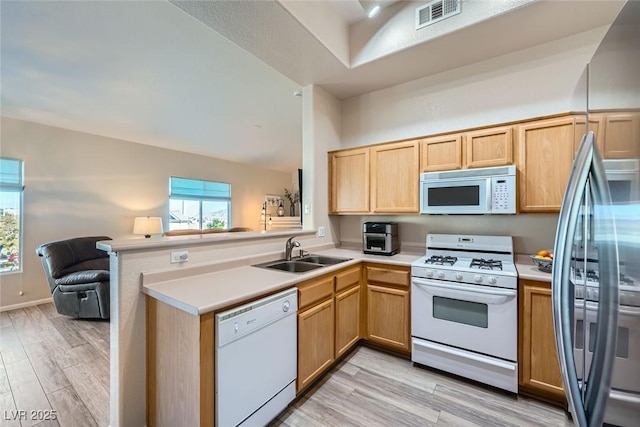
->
{"left": 133, "top": 216, "right": 163, "bottom": 238}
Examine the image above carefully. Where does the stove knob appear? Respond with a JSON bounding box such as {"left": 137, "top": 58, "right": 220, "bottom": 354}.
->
{"left": 426, "top": 270, "right": 434, "bottom": 278}
{"left": 474, "top": 275, "right": 483, "bottom": 283}
{"left": 488, "top": 276, "right": 497, "bottom": 285}
{"left": 437, "top": 271, "right": 445, "bottom": 279}
{"left": 455, "top": 273, "right": 463, "bottom": 280}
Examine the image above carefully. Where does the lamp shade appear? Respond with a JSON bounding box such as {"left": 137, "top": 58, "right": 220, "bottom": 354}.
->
{"left": 133, "top": 216, "right": 163, "bottom": 238}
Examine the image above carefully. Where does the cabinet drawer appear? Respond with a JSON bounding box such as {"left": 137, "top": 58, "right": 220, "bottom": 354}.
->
{"left": 335, "top": 267, "right": 361, "bottom": 292}
{"left": 366, "top": 266, "right": 409, "bottom": 287}
{"left": 298, "top": 276, "right": 334, "bottom": 309}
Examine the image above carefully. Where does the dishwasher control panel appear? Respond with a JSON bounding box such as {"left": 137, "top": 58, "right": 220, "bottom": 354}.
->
{"left": 216, "top": 288, "right": 298, "bottom": 347}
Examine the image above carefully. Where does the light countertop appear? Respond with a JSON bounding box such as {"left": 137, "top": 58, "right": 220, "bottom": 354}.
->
{"left": 142, "top": 248, "right": 421, "bottom": 316}
{"left": 143, "top": 248, "right": 555, "bottom": 316}
{"left": 515, "top": 254, "right": 552, "bottom": 283}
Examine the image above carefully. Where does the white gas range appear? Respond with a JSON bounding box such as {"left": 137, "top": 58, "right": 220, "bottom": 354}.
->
{"left": 411, "top": 233, "right": 518, "bottom": 393}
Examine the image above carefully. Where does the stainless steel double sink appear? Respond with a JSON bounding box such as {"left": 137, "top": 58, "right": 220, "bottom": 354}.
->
{"left": 253, "top": 254, "right": 352, "bottom": 273}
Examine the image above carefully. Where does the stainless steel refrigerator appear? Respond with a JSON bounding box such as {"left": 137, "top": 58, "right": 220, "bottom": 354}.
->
{"left": 552, "top": 2, "right": 640, "bottom": 426}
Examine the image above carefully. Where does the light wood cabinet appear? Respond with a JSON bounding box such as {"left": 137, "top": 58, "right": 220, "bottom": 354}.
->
{"left": 297, "top": 265, "right": 363, "bottom": 392}
{"left": 297, "top": 297, "right": 335, "bottom": 393}
{"left": 517, "top": 117, "right": 575, "bottom": 212}
{"left": 334, "top": 266, "right": 362, "bottom": 358}
{"left": 519, "top": 279, "right": 565, "bottom": 404}
{"left": 146, "top": 296, "right": 214, "bottom": 427}
{"left": 465, "top": 126, "right": 513, "bottom": 168}
{"left": 574, "top": 114, "right": 604, "bottom": 156}
{"left": 602, "top": 112, "right": 640, "bottom": 159}
{"left": 329, "top": 148, "right": 369, "bottom": 214}
{"left": 420, "top": 133, "right": 463, "bottom": 172}
{"left": 335, "top": 285, "right": 360, "bottom": 358}
{"left": 574, "top": 112, "right": 640, "bottom": 159}
{"left": 330, "top": 141, "right": 419, "bottom": 214}
{"left": 364, "top": 264, "right": 410, "bottom": 353}
{"left": 370, "top": 141, "right": 420, "bottom": 213}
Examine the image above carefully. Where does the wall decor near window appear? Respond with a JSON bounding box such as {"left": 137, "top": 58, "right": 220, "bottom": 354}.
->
{"left": 265, "top": 194, "right": 283, "bottom": 216}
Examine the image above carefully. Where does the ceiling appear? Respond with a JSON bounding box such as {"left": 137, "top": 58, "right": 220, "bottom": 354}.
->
{"left": 0, "top": 1, "right": 625, "bottom": 173}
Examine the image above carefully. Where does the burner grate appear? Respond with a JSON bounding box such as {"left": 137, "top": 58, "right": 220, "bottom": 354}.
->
{"left": 470, "top": 258, "right": 503, "bottom": 271}
{"left": 425, "top": 255, "right": 458, "bottom": 266}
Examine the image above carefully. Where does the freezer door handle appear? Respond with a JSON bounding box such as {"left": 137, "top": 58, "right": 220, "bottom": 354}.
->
{"left": 552, "top": 131, "right": 595, "bottom": 427}
{"left": 583, "top": 132, "right": 620, "bottom": 426}
{"left": 552, "top": 131, "right": 620, "bottom": 427}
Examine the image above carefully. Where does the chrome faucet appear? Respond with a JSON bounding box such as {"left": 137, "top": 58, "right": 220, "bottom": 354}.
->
{"left": 285, "top": 236, "right": 301, "bottom": 261}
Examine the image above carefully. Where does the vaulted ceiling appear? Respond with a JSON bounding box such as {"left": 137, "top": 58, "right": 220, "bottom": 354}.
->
{"left": 0, "top": 1, "right": 625, "bottom": 172}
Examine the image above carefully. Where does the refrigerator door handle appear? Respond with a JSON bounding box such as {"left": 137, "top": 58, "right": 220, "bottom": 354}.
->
{"left": 552, "top": 132, "right": 594, "bottom": 427}
{"left": 583, "top": 138, "right": 620, "bottom": 427}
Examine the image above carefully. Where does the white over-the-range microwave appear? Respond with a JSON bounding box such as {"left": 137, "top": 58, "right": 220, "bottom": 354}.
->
{"left": 420, "top": 165, "right": 516, "bottom": 215}
{"left": 419, "top": 159, "right": 640, "bottom": 215}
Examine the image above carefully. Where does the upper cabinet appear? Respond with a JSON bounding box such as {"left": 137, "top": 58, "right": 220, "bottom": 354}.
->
{"left": 574, "top": 112, "right": 640, "bottom": 159}
{"left": 419, "top": 126, "right": 514, "bottom": 172}
{"left": 420, "top": 134, "right": 462, "bottom": 172}
{"left": 329, "top": 112, "right": 636, "bottom": 216}
{"left": 517, "top": 117, "right": 575, "bottom": 212}
{"left": 573, "top": 114, "right": 604, "bottom": 156}
{"left": 601, "top": 112, "right": 640, "bottom": 159}
{"left": 466, "top": 126, "right": 513, "bottom": 168}
{"left": 370, "top": 141, "right": 419, "bottom": 213}
{"left": 329, "top": 141, "right": 419, "bottom": 214}
{"left": 329, "top": 148, "right": 370, "bottom": 214}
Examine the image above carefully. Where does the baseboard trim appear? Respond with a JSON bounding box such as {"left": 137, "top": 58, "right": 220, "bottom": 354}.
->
{"left": 0, "top": 297, "right": 53, "bottom": 312}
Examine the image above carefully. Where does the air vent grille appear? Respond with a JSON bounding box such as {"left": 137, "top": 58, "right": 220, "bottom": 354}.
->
{"left": 416, "top": 0, "right": 460, "bottom": 30}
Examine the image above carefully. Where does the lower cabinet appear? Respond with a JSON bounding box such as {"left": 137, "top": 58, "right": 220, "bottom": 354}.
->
{"left": 297, "top": 298, "right": 335, "bottom": 392}
{"left": 365, "top": 264, "right": 410, "bottom": 353}
{"left": 296, "top": 265, "right": 362, "bottom": 393}
{"left": 335, "top": 284, "right": 360, "bottom": 358}
{"left": 519, "top": 279, "right": 566, "bottom": 404}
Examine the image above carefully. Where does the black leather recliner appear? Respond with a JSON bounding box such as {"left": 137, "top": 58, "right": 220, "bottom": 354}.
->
{"left": 36, "top": 236, "right": 112, "bottom": 319}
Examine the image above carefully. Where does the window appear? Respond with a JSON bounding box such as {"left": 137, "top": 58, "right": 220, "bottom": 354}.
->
{"left": 0, "top": 158, "right": 24, "bottom": 273}
{"left": 169, "top": 177, "right": 231, "bottom": 230}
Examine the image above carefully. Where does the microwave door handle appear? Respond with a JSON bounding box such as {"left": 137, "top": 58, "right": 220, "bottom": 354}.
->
{"left": 552, "top": 131, "right": 593, "bottom": 427}
{"left": 486, "top": 179, "right": 493, "bottom": 212}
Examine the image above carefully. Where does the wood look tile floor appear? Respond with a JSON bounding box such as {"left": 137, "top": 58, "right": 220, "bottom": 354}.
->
{"left": 0, "top": 303, "right": 109, "bottom": 427}
{"left": 271, "top": 346, "right": 572, "bottom": 427}
{"left": 1, "top": 303, "right": 571, "bottom": 427}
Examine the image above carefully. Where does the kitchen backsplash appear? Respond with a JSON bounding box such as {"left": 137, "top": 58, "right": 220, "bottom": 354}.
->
{"left": 339, "top": 214, "right": 559, "bottom": 255}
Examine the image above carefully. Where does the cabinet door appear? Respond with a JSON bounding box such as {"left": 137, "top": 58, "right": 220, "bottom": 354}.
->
{"left": 517, "top": 117, "right": 575, "bottom": 212}
{"left": 370, "top": 141, "right": 420, "bottom": 213}
{"left": 420, "top": 134, "right": 462, "bottom": 172}
{"left": 574, "top": 114, "right": 604, "bottom": 157}
{"left": 465, "top": 126, "right": 513, "bottom": 168}
{"left": 329, "top": 148, "right": 369, "bottom": 213}
{"left": 366, "top": 284, "right": 409, "bottom": 352}
{"left": 335, "top": 285, "right": 361, "bottom": 358}
{"left": 602, "top": 112, "right": 640, "bottom": 159}
{"left": 297, "top": 298, "right": 335, "bottom": 393}
{"left": 519, "top": 280, "right": 565, "bottom": 402}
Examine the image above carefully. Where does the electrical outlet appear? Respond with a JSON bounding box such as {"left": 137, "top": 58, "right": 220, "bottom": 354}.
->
{"left": 317, "top": 226, "right": 325, "bottom": 237}
{"left": 171, "top": 250, "right": 189, "bottom": 263}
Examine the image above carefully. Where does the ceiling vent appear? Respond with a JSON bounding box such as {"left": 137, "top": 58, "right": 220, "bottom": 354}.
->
{"left": 416, "top": 0, "right": 461, "bottom": 30}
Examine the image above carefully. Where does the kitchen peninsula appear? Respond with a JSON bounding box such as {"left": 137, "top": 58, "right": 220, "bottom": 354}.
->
{"left": 98, "top": 228, "right": 420, "bottom": 426}
{"left": 98, "top": 229, "right": 322, "bottom": 426}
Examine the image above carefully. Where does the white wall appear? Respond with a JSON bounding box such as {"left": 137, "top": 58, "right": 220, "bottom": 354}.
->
{"left": 0, "top": 117, "right": 294, "bottom": 308}
{"left": 302, "top": 84, "right": 342, "bottom": 241}
{"left": 338, "top": 27, "right": 609, "bottom": 253}
{"left": 340, "top": 214, "right": 558, "bottom": 256}
{"left": 342, "top": 26, "right": 607, "bottom": 147}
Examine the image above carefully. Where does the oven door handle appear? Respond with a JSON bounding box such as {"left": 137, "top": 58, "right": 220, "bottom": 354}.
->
{"left": 412, "top": 278, "right": 516, "bottom": 305}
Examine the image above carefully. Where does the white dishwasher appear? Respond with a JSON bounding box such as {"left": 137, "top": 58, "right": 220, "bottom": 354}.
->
{"left": 216, "top": 287, "right": 298, "bottom": 427}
